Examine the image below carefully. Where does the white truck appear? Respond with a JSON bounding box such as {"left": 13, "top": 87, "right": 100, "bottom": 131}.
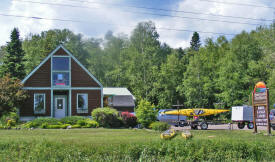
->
{"left": 231, "top": 106, "right": 254, "bottom": 129}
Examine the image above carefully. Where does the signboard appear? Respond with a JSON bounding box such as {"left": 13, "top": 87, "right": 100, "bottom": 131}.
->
{"left": 252, "top": 81, "right": 271, "bottom": 134}
{"left": 256, "top": 106, "right": 267, "bottom": 126}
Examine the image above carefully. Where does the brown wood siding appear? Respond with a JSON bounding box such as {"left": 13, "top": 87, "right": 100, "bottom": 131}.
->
{"left": 71, "top": 59, "right": 100, "bottom": 87}
{"left": 24, "top": 59, "right": 51, "bottom": 87}
{"left": 20, "top": 90, "right": 51, "bottom": 116}
{"left": 53, "top": 48, "right": 68, "bottom": 56}
{"left": 71, "top": 90, "right": 101, "bottom": 116}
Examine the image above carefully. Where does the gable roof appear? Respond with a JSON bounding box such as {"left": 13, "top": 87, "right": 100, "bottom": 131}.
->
{"left": 103, "top": 87, "right": 135, "bottom": 100}
{"left": 21, "top": 44, "right": 103, "bottom": 88}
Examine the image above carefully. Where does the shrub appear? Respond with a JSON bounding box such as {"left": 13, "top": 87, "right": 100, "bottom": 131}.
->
{"left": 92, "top": 107, "right": 122, "bottom": 128}
{"left": 149, "top": 122, "right": 170, "bottom": 131}
{"left": 46, "top": 125, "right": 62, "bottom": 129}
{"left": 77, "top": 120, "right": 86, "bottom": 126}
{"left": 0, "top": 111, "right": 19, "bottom": 127}
{"left": 0, "top": 75, "right": 27, "bottom": 116}
{"left": 71, "top": 125, "right": 81, "bottom": 128}
{"left": 41, "top": 122, "right": 48, "bottom": 129}
{"left": 7, "top": 119, "right": 16, "bottom": 127}
{"left": 135, "top": 100, "right": 157, "bottom": 128}
{"left": 121, "top": 112, "right": 137, "bottom": 128}
{"left": 23, "top": 121, "right": 34, "bottom": 128}
{"left": 27, "top": 117, "right": 59, "bottom": 128}
{"left": 60, "top": 124, "right": 70, "bottom": 129}
{"left": 85, "top": 119, "right": 99, "bottom": 128}
{"left": 60, "top": 116, "right": 86, "bottom": 125}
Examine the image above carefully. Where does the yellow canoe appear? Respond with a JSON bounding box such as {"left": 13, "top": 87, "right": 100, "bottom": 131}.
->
{"left": 182, "top": 131, "right": 192, "bottom": 139}
{"left": 164, "top": 109, "right": 229, "bottom": 116}
{"left": 160, "top": 129, "right": 176, "bottom": 139}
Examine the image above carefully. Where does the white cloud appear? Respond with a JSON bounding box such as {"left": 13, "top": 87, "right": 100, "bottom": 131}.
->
{"left": 0, "top": 0, "right": 274, "bottom": 49}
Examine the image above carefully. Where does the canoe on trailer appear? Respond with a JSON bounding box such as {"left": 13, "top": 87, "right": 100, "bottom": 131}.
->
{"left": 160, "top": 129, "right": 176, "bottom": 139}
{"left": 164, "top": 109, "right": 229, "bottom": 116}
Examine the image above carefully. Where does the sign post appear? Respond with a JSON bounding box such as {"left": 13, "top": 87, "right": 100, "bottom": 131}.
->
{"left": 252, "top": 81, "right": 271, "bottom": 135}
{"left": 172, "top": 100, "right": 184, "bottom": 126}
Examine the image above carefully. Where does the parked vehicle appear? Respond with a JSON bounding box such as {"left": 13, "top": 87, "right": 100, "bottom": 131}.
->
{"left": 231, "top": 106, "right": 254, "bottom": 129}
{"left": 157, "top": 109, "right": 187, "bottom": 127}
{"left": 270, "top": 109, "right": 275, "bottom": 130}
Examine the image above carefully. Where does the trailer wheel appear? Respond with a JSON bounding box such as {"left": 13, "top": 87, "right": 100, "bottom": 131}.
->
{"left": 237, "top": 122, "right": 245, "bottom": 129}
{"left": 191, "top": 125, "right": 198, "bottom": 130}
{"left": 200, "top": 122, "right": 208, "bottom": 130}
{"left": 179, "top": 121, "right": 185, "bottom": 127}
{"left": 247, "top": 122, "right": 254, "bottom": 129}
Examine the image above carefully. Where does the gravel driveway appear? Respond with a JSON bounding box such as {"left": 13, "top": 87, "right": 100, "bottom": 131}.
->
{"left": 172, "top": 124, "right": 269, "bottom": 131}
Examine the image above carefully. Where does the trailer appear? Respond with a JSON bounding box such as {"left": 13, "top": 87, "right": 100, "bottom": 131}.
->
{"left": 157, "top": 109, "right": 187, "bottom": 127}
{"left": 231, "top": 106, "right": 254, "bottom": 129}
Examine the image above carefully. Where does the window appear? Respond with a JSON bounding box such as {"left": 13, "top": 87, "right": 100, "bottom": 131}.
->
{"left": 77, "top": 94, "right": 88, "bottom": 113}
{"left": 34, "top": 93, "right": 45, "bottom": 114}
{"left": 52, "top": 72, "right": 69, "bottom": 86}
{"left": 52, "top": 57, "right": 69, "bottom": 70}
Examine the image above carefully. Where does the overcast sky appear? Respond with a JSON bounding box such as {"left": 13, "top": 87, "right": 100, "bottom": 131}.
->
{"left": 0, "top": 0, "right": 274, "bottom": 48}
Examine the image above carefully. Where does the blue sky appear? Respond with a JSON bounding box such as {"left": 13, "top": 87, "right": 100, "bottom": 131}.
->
{"left": 0, "top": 0, "right": 274, "bottom": 48}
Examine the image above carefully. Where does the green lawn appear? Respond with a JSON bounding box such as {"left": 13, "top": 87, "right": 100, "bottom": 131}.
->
{"left": 0, "top": 128, "right": 275, "bottom": 161}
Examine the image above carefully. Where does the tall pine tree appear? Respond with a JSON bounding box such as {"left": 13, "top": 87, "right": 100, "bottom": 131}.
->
{"left": 190, "top": 32, "right": 201, "bottom": 51}
{"left": 0, "top": 28, "right": 25, "bottom": 79}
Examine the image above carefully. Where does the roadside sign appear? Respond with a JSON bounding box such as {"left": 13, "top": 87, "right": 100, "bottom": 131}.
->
{"left": 252, "top": 81, "right": 271, "bottom": 134}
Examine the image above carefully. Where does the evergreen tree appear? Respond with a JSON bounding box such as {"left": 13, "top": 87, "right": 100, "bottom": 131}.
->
{"left": 190, "top": 32, "right": 201, "bottom": 51}
{"left": 1, "top": 28, "right": 25, "bottom": 79}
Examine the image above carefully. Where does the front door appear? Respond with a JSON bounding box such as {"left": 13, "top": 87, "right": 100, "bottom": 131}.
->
{"left": 54, "top": 95, "right": 66, "bottom": 118}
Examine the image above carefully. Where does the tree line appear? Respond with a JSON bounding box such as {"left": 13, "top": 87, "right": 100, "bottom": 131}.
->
{"left": 1, "top": 21, "right": 275, "bottom": 110}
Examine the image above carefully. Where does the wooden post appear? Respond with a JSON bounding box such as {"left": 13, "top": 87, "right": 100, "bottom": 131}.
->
{"left": 252, "top": 92, "right": 257, "bottom": 133}
{"left": 177, "top": 100, "right": 180, "bottom": 125}
{"left": 266, "top": 89, "right": 271, "bottom": 135}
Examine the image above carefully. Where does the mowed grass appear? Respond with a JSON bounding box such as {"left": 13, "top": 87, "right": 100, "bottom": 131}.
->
{"left": 0, "top": 128, "right": 275, "bottom": 161}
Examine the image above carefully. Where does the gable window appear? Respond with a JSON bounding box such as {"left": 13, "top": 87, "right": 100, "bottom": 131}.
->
{"left": 52, "top": 57, "right": 69, "bottom": 71}
{"left": 52, "top": 57, "right": 70, "bottom": 86}
{"left": 34, "top": 93, "right": 46, "bottom": 114}
{"left": 52, "top": 72, "right": 69, "bottom": 86}
{"left": 77, "top": 94, "right": 88, "bottom": 113}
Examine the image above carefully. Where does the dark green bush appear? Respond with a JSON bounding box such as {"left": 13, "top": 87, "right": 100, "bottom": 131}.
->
{"left": 92, "top": 107, "right": 122, "bottom": 128}
{"left": 85, "top": 119, "right": 99, "bottom": 128}
{"left": 0, "top": 112, "right": 19, "bottom": 126}
{"left": 149, "top": 121, "right": 170, "bottom": 131}
{"left": 46, "top": 125, "right": 62, "bottom": 129}
{"left": 136, "top": 100, "right": 156, "bottom": 128}
{"left": 28, "top": 117, "right": 60, "bottom": 128}
{"left": 77, "top": 120, "right": 86, "bottom": 126}
{"left": 71, "top": 125, "right": 81, "bottom": 128}
{"left": 60, "top": 116, "right": 86, "bottom": 125}
{"left": 121, "top": 112, "right": 137, "bottom": 128}
{"left": 41, "top": 122, "right": 48, "bottom": 129}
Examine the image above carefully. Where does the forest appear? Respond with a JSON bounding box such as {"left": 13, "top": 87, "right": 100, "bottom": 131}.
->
{"left": 1, "top": 21, "right": 275, "bottom": 110}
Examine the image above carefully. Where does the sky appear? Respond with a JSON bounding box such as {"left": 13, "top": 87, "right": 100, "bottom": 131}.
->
{"left": 0, "top": 0, "right": 274, "bottom": 48}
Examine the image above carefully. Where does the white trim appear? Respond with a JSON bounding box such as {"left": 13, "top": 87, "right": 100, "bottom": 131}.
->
{"left": 51, "top": 89, "right": 53, "bottom": 117}
{"left": 23, "top": 87, "right": 101, "bottom": 90}
{"left": 52, "top": 55, "right": 70, "bottom": 57}
{"left": 77, "top": 93, "right": 89, "bottom": 113}
{"left": 101, "top": 87, "right": 103, "bottom": 108}
{"left": 69, "top": 89, "right": 72, "bottom": 116}
{"left": 33, "top": 93, "right": 46, "bottom": 114}
{"left": 22, "top": 45, "right": 63, "bottom": 84}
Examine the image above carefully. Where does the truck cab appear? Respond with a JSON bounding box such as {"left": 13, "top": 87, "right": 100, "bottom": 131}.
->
{"left": 157, "top": 109, "right": 187, "bottom": 127}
